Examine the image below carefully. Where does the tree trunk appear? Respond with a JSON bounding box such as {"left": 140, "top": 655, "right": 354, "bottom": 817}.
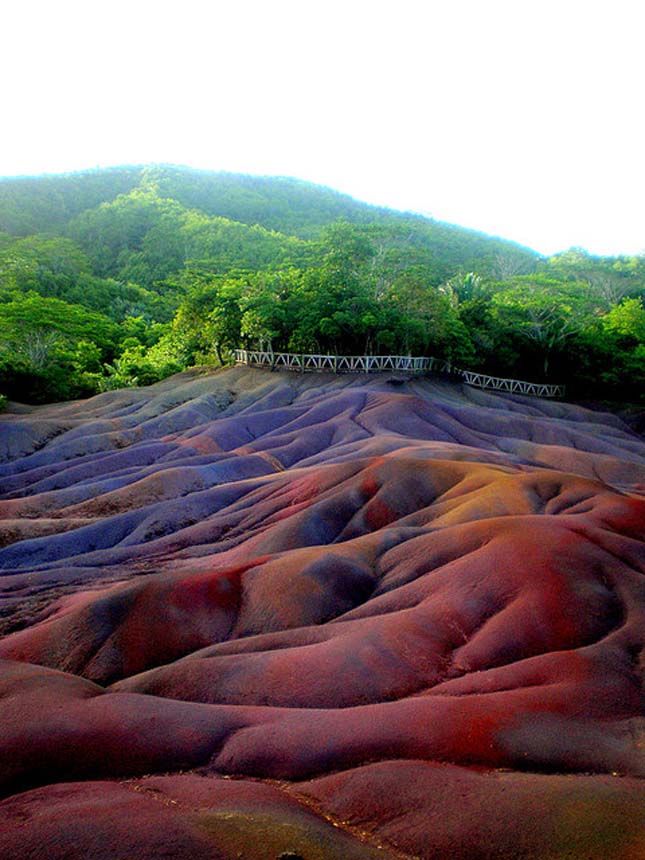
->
{"left": 543, "top": 352, "right": 550, "bottom": 378}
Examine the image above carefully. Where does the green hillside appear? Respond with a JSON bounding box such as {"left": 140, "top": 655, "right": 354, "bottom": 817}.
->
{"left": 0, "top": 167, "right": 142, "bottom": 236}
{"left": 0, "top": 165, "right": 643, "bottom": 406}
{"left": 0, "top": 165, "right": 539, "bottom": 278}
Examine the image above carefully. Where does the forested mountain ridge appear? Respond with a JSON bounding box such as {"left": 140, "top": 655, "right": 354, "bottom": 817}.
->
{"left": 0, "top": 165, "right": 388, "bottom": 236}
{"left": 0, "top": 164, "right": 535, "bottom": 255}
{"left": 0, "top": 165, "right": 539, "bottom": 287}
{"left": 0, "top": 167, "right": 143, "bottom": 236}
{"left": 0, "top": 165, "right": 643, "bottom": 406}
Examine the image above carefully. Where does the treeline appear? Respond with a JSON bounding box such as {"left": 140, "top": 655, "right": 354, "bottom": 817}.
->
{"left": 0, "top": 166, "right": 643, "bottom": 405}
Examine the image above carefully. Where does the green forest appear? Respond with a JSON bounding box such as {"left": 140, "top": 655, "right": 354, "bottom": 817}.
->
{"left": 0, "top": 165, "right": 643, "bottom": 406}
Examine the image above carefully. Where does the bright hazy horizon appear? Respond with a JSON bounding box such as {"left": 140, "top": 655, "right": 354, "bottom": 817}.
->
{"left": 3, "top": 0, "right": 643, "bottom": 257}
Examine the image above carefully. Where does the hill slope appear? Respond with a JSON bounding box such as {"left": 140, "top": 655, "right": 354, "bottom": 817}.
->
{"left": 0, "top": 367, "right": 643, "bottom": 859}
{"left": 0, "top": 163, "right": 539, "bottom": 270}
{"left": 2, "top": 165, "right": 643, "bottom": 408}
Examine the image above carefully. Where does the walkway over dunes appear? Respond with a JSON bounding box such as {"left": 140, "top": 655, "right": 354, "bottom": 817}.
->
{"left": 234, "top": 349, "right": 566, "bottom": 398}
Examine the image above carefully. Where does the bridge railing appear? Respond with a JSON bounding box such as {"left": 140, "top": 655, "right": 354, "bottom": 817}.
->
{"left": 233, "top": 350, "right": 565, "bottom": 398}
{"left": 458, "top": 370, "right": 565, "bottom": 399}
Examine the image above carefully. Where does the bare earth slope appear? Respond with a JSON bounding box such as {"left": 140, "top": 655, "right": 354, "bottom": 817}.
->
{"left": 0, "top": 367, "right": 643, "bottom": 860}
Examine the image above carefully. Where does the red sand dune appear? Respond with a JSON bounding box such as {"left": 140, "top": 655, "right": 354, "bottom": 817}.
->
{"left": 0, "top": 367, "right": 643, "bottom": 859}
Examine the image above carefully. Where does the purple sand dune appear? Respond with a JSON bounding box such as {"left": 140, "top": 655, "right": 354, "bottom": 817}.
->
{"left": 0, "top": 366, "right": 643, "bottom": 859}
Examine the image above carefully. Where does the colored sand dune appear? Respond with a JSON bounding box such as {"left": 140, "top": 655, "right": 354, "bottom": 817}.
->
{"left": 0, "top": 367, "right": 643, "bottom": 859}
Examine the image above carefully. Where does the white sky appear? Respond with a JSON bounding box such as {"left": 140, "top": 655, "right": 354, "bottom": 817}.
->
{"left": 2, "top": 0, "right": 644, "bottom": 256}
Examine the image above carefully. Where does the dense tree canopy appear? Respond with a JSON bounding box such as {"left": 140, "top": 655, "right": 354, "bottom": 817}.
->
{"left": 0, "top": 166, "right": 643, "bottom": 405}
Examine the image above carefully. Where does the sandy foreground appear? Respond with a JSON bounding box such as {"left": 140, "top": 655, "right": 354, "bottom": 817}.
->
{"left": 0, "top": 367, "right": 643, "bottom": 859}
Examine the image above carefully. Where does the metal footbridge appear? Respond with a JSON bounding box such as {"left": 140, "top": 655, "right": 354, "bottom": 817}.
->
{"left": 233, "top": 350, "right": 566, "bottom": 398}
